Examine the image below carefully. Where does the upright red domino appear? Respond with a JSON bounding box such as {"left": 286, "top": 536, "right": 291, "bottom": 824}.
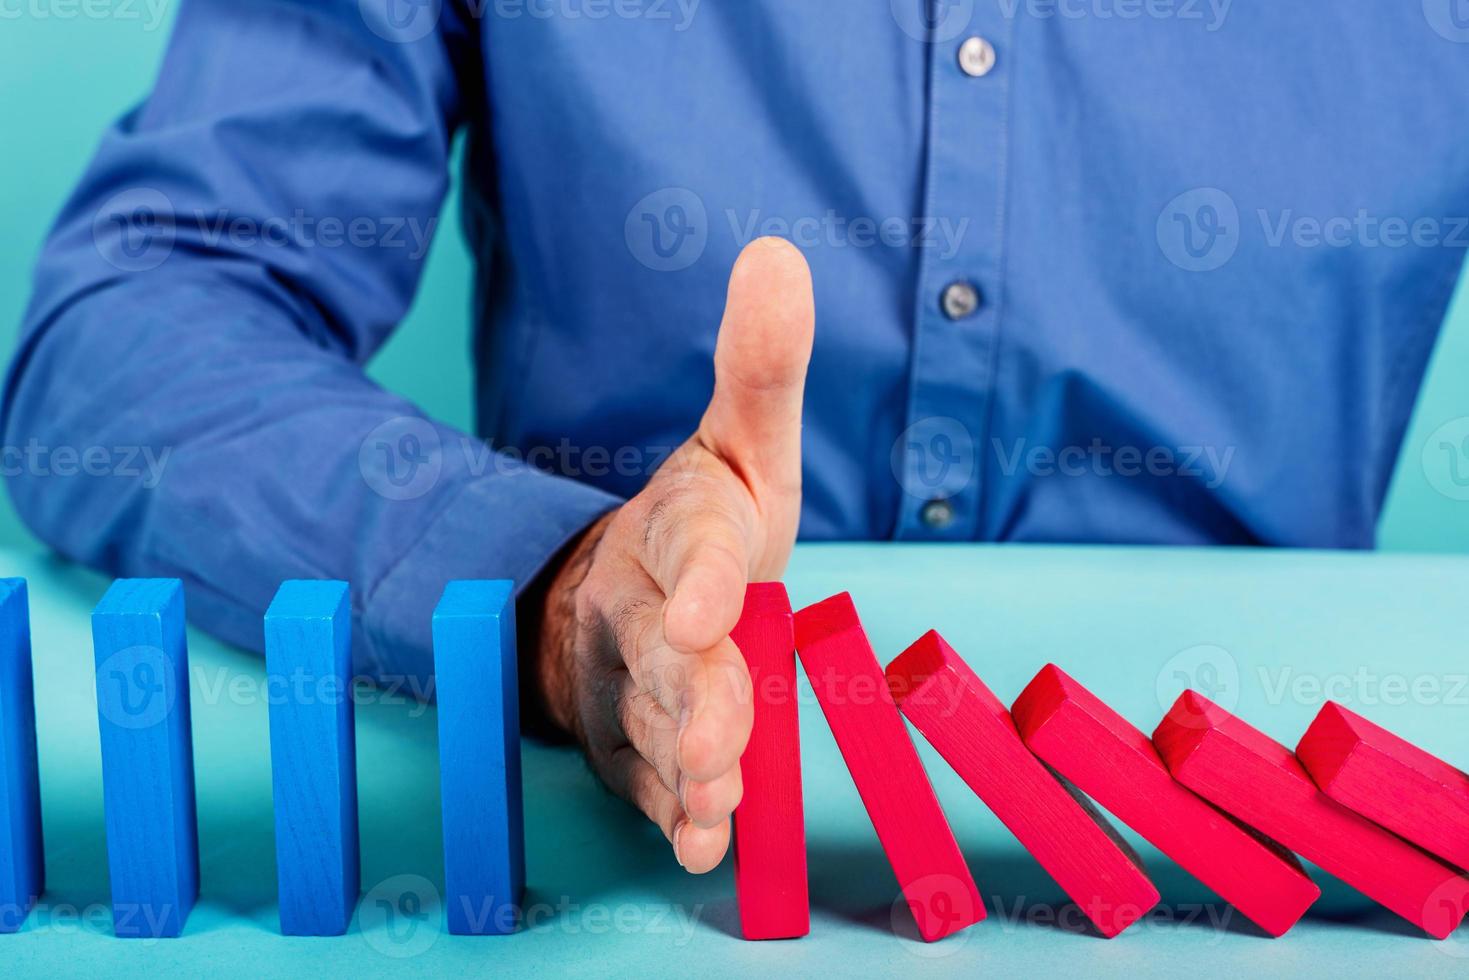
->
{"left": 1011, "top": 665, "right": 1319, "bottom": 936}
{"left": 1296, "top": 701, "right": 1469, "bottom": 873}
{"left": 1154, "top": 691, "right": 1469, "bottom": 939}
{"left": 886, "top": 636, "right": 1159, "bottom": 938}
{"left": 793, "top": 594, "right": 983, "bottom": 942}
{"left": 729, "top": 583, "right": 809, "bottom": 940}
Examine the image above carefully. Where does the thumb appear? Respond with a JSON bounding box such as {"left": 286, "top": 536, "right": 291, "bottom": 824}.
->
{"left": 698, "top": 237, "right": 815, "bottom": 504}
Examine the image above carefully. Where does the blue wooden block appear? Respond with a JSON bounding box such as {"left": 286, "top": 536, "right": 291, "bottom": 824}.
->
{"left": 432, "top": 580, "right": 524, "bottom": 936}
{"left": 265, "top": 580, "right": 359, "bottom": 936}
{"left": 92, "top": 579, "right": 199, "bottom": 939}
{"left": 0, "top": 579, "right": 44, "bottom": 933}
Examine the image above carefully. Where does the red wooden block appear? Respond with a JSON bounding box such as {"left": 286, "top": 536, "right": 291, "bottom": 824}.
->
{"left": 730, "top": 582, "right": 809, "bottom": 940}
{"left": 793, "top": 594, "right": 983, "bottom": 943}
{"left": 1011, "top": 665, "right": 1319, "bottom": 936}
{"left": 1153, "top": 691, "right": 1469, "bottom": 939}
{"left": 887, "top": 637, "right": 1159, "bottom": 938}
{"left": 1296, "top": 701, "right": 1469, "bottom": 873}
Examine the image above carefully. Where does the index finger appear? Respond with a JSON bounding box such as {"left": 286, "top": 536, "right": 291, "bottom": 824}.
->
{"left": 639, "top": 480, "right": 756, "bottom": 655}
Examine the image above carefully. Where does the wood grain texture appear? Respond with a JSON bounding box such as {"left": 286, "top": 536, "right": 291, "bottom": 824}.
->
{"left": 433, "top": 580, "right": 524, "bottom": 936}
{"left": 888, "top": 638, "right": 1159, "bottom": 938}
{"left": 264, "top": 580, "right": 359, "bottom": 936}
{"left": 730, "top": 582, "right": 809, "bottom": 940}
{"left": 1296, "top": 701, "right": 1469, "bottom": 872}
{"left": 793, "top": 593, "right": 982, "bottom": 943}
{"left": 0, "top": 578, "right": 43, "bottom": 933}
{"left": 1012, "top": 665, "right": 1319, "bottom": 936}
{"left": 1154, "top": 690, "right": 1469, "bottom": 939}
{"left": 91, "top": 578, "right": 199, "bottom": 939}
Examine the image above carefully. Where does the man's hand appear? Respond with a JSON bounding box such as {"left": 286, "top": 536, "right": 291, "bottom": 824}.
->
{"left": 533, "top": 238, "right": 815, "bottom": 873}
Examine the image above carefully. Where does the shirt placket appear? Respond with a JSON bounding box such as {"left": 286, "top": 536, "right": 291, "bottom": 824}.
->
{"left": 896, "top": 8, "right": 1015, "bottom": 541}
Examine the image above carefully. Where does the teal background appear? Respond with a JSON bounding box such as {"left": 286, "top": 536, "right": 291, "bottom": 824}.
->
{"left": 2, "top": 7, "right": 1466, "bottom": 553}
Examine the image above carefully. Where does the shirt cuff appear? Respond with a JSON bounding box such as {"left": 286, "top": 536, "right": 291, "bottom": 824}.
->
{"left": 359, "top": 467, "right": 620, "bottom": 687}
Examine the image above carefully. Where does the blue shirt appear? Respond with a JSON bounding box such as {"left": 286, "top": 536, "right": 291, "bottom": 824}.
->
{"left": 6, "top": 1, "right": 1469, "bottom": 682}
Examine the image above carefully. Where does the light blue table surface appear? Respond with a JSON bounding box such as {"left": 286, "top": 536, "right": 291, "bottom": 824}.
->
{"left": 3, "top": 544, "right": 1468, "bottom": 978}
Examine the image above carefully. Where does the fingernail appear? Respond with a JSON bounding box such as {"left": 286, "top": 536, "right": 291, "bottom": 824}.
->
{"left": 677, "top": 772, "right": 689, "bottom": 811}
{"left": 673, "top": 821, "right": 688, "bottom": 869}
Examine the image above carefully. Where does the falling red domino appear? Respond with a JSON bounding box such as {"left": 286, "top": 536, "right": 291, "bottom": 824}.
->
{"left": 886, "top": 636, "right": 1159, "bottom": 938}
{"left": 1296, "top": 701, "right": 1469, "bottom": 873}
{"left": 793, "top": 594, "right": 983, "bottom": 942}
{"left": 1153, "top": 691, "right": 1469, "bottom": 939}
{"left": 729, "top": 583, "right": 809, "bottom": 940}
{"left": 1011, "top": 665, "right": 1319, "bottom": 936}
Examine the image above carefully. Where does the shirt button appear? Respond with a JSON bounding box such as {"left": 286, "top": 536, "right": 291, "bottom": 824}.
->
{"left": 941, "top": 281, "right": 981, "bottom": 320}
{"left": 958, "top": 36, "right": 996, "bottom": 78}
{"left": 921, "top": 498, "right": 956, "bottom": 530}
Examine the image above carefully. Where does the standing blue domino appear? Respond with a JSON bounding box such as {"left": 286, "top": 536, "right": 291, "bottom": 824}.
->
{"left": 264, "top": 581, "right": 359, "bottom": 936}
{"left": 0, "top": 579, "right": 43, "bottom": 932}
{"left": 433, "top": 581, "right": 524, "bottom": 935}
{"left": 92, "top": 579, "right": 199, "bottom": 939}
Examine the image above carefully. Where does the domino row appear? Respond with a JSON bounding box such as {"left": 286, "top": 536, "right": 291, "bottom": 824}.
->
{"left": 731, "top": 585, "right": 1469, "bottom": 942}
{"left": 0, "top": 576, "right": 524, "bottom": 938}
{"left": 5, "top": 576, "right": 1467, "bottom": 943}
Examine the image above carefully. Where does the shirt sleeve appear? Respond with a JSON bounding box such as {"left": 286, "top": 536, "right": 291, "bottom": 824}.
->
{"left": 0, "top": 0, "right": 620, "bottom": 686}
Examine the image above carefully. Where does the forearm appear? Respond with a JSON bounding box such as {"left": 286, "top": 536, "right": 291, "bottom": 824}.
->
{"left": 3, "top": 271, "right": 618, "bottom": 688}
{"left": 0, "top": 0, "right": 631, "bottom": 689}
